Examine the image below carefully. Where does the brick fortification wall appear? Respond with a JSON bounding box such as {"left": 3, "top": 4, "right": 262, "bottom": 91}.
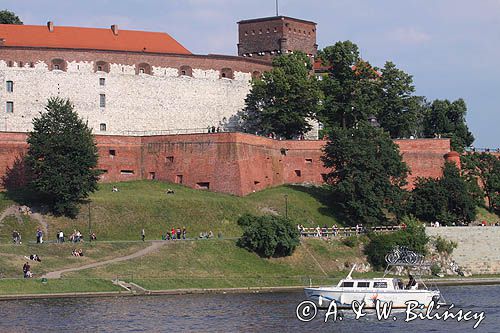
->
{"left": 426, "top": 227, "right": 500, "bottom": 274}
{"left": 0, "top": 132, "right": 451, "bottom": 196}
{"left": 0, "top": 48, "right": 271, "bottom": 134}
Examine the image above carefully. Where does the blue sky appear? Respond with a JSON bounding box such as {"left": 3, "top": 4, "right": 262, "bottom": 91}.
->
{"left": 3, "top": 0, "right": 499, "bottom": 147}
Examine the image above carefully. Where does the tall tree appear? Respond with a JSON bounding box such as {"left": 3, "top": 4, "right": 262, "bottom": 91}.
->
{"left": 319, "top": 41, "right": 381, "bottom": 130}
{"left": 378, "top": 61, "right": 424, "bottom": 139}
{"left": 423, "top": 99, "right": 474, "bottom": 151}
{"left": 241, "top": 52, "right": 322, "bottom": 139}
{"left": 461, "top": 153, "right": 500, "bottom": 213}
{"left": 26, "top": 98, "right": 100, "bottom": 217}
{"left": 0, "top": 10, "right": 23, "bottom": 24}
{"left": 410, "top": 162, "right": 478, "bottom": 225}
{"left": 322, "top": 123, "right": 409, "bottom": 226}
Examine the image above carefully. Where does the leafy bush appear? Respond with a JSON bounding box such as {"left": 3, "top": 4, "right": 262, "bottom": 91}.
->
{"left": 237, "top": 214, "right": 300, "bottom": 258}
{"left": 342, "top": 236, "right": 359, "bottom": 248}
{"left": 364, "top": 216, "right": 428, "bottom": 270}
{"left": 434, "top": 236, "right": 458, "bottom": 255}
{"left": 430, "top": 263, "right": 441, "bottom": 276}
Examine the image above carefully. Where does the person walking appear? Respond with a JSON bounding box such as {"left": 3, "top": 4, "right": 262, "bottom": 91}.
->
{"left": 141, "top": 229, "right": 145, "bottom": 242}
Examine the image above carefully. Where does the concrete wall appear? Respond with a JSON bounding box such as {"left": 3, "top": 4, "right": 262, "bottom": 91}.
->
{"left": 0, "top": 58, "right": 258, "bottom": 135}
{"left": 426, "top": 227, "right": 500, "bottom": 274}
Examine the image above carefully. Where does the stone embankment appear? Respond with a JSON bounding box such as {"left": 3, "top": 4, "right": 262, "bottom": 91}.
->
{"left": 426, "top": 226, "right": 500, "bottom": 274}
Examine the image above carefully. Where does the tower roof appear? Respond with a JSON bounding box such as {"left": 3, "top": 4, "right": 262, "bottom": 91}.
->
{"left": 238, "top": 16, "right": 316, "bottom": 25}
{"left": 0, "top": 24, "right": 191, "bottom": 54}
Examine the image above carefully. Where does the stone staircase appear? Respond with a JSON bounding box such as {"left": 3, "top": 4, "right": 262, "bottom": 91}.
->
{"left": 112, "top": 279, "right": 150, "bottom": 295}
{"left": 426, "top": 226, "right": 500, "bottom": 274}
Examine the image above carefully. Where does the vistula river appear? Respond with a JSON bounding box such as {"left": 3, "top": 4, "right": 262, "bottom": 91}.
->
{"left": 0, "top": 285, "right": 498, "bottom": 332}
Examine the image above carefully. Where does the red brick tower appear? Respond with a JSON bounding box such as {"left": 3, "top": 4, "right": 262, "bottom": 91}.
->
{"left": 237, "top": 16, "right": 318, "bottom": 61}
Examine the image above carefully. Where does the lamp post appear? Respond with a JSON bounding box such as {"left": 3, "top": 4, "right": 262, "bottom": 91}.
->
{"left": 284, "top": 194, "right": 288, "bottom": 219}
{"left": 87, "top": 200, "right": 92, "bottom": 242}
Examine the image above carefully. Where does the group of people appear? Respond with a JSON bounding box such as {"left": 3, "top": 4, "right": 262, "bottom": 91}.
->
{"left": 161, "top": 227, "right": 187, "bottom": 240}
{"left": 68, "top": 230, "right": 84, "bottom": 243}
{"left": 208, "top": 126, "right": 221, "bottom": 133}
{"left": 72, "top": 248, "right": 84, "bottom": 257}
{"left": 199, "top": 231, "right": 214, "bottom": 239}
{"left": 297, "top": 224, "right": 365, "bottom": 237}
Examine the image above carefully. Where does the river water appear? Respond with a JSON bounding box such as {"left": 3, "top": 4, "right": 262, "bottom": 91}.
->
{"left": 0, "top": 285, "right": 498, "bottom": 332}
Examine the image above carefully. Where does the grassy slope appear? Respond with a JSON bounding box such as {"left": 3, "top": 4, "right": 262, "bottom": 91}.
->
{"left": 64, "top": 238, "right": 368, "bottom": 290}
{"left": 25, "top": 181, "right": 340, "bottom": 242}
{"left": 0, "top": 182, "right": 352, "bottom": 294}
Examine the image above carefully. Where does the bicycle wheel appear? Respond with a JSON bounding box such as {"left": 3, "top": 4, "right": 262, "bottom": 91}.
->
{"left": 385, "top": 252, "right": 399, "bottom": 264}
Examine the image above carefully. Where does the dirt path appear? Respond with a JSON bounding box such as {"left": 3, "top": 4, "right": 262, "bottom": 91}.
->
{"left": 0, "top": 205, "right": 48, "bottom": 234}
{"left": 42, "top": 241, "right": 166, "bottom": 279}
{"left": 0, "top": 205, "right": 24, "bottom": 225}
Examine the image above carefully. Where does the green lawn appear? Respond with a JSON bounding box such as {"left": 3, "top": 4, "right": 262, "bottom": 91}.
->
{"left": 63, "top": 238, "right": 367, "bottom": 290}
{"left": 0, "top": 278, "right": 121, "bottom": 295}
{"left": 1, "top": 181, "right": 341, "bottom": 242}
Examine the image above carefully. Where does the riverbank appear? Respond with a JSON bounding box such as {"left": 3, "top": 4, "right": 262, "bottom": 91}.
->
{"left": 1, "top": 277, "right": 500, "bottom": 301}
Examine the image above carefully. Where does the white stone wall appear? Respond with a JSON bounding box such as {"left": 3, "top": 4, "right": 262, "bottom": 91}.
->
{"left": 0, "top": 60, "right": 252, "bottom": 135}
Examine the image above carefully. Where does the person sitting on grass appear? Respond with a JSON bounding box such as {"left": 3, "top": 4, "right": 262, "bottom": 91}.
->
{"left": 78, "top": 249, "right": 84, "bottom": 257}
{"left": 29, "top": 254, "right": 41, "bottom": 262}
{"left": 72, "top": 249, "right": 79, "bottom": 257}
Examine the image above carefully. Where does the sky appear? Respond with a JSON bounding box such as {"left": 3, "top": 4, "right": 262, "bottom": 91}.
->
{"left": 2, "top": 0, "right": 499, "bottom": 147}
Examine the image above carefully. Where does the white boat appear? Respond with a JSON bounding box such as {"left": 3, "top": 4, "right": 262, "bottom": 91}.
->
{"left": 304, "top": 266, "right": 441, "bottom": 309}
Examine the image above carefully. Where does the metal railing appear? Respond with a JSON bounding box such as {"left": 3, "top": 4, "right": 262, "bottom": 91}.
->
{"left": 299, "top": 225, "right": 402, "bottom": 237}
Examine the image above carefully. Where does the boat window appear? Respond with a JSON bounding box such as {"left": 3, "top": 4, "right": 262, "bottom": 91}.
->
{"left": 357, "top": 282, "right": 370, "bottom": 288}
{"left": 373, "top": 282, "right": 387, "bottom": 288}
{"left": 340, "top": 282, "right": 354, "bottom": 288}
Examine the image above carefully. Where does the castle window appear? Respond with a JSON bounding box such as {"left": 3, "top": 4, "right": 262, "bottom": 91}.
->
{"left": 305, "top": 158, "right": 313, "bottom": 164}
{"left": 100, "top": 123, "right": 107, "bottom": 131}
{"left": 99, "top": 94, "right": 106, "bottom": 107}
{"left": 179, "top": 65, "right": 193, "bottom": 77}
{"left": 259, "top": 29, "right": 262, "bottom": 34}
{"left": 95, "top": 61, "right": 110, "bottom": 73}
{"left": 220, "top": 68, "right": 234, "bottom": 79}
{"left": 6, "top": 101, "right": 13, "bottom": 113}
{"left": 99, "top": 78, "right": 105, "bottom": 86}
{"left": 244, "top": 31, "right": 248, "bottom": 36}
{"left": 109, "top": 149, "right": 116, "bottom": 157}
{"left": 18, "top": 61, "right": 24, "bottom": 67}
{"left": 6, "top": 81, "right": 13, "bottom": 93}
{"left": 295, "top": 170, "right": 302, "bottom": 177}
{"left": 267, "top": 28, "right": 270, "bottom": 33}
{"left": 51, "top": 59, "right": 66, "bottom": 71}
{"left": 196, "top": 182, "right": 210, "bottom": 190}
{"left": 176, "top": 175, "right": 183, "bottom": 184}
{"left": 7, "top": 61, "right": 13, "bottom": 67}
{"left": 274, "top": 27, "right": 277, "bottom": 32}
{"left": 29, "top": 62, "right": 35, "bottom": 68}
{"left": 120, "top": 170, "right": 134, "bottom": 175}
{"left": 166, "top": 156, "right": 174, "bottom": 163}
{"left": 137, "top": 63, "right": 151, "bottom": 75}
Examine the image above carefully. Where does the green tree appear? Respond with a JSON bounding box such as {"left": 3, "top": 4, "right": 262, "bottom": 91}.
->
{"left": 319, "top": 41, "right": 381, "bottom": 130}
{"left": 25, "top": 97, "right": 100, "bottom": 217}
{"left": 423, "top": 99, "right": 474, "bottom": 151}
{"left": 410, "top": 162, "right": 478, "bottom": 225}
{"left": 378, "top": 61, "right": 424, "bottom": 139}
{"left": 364, "top": 216, "right": 428, "bottom": 270}
{"left": 0, "top": 10, "right": 23, "bottom": 24}
{"left": 237, "top": 214, "right": 300, "bottom": 258}
{"left": 322, "top": 123, "right": 409, "bottom": 226}
{"left": 241, "top": 52, "right": 322, "bottom": 139}
{"left": 461, "top": 153, "right": 500, "bottom": 213}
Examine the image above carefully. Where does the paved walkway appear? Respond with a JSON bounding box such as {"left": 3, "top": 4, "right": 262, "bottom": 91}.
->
{"left": 43, "top": 241, "right": 166, "bottom": 279}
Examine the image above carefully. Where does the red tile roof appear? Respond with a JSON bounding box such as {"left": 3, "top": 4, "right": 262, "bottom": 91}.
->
{"left": 0, "top": 24, "right": 191, "bottom": 54}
